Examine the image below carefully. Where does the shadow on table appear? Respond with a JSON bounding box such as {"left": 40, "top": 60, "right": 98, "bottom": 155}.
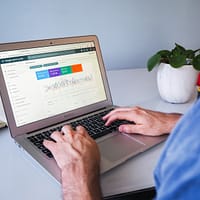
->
{"left": 104, "top": 187, "right": 156, "bottom": 200}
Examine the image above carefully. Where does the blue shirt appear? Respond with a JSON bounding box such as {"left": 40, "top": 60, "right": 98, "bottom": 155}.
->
{"left": 154, "top": 99, "right": 200, "bottom": 200}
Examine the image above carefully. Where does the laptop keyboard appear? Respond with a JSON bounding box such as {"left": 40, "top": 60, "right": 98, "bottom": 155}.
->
{"left": 27, "top": 109, "right": 132, "bottom": 158}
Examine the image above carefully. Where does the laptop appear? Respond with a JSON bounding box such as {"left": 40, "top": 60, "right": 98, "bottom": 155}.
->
{"left": 0, "top": 35, "right": 167, "bottom": 182}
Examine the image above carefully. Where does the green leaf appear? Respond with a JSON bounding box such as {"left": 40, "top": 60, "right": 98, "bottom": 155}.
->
{"left": 171, "top": 47, "right": 181, "bottom": 56}
{"left": 157, "top": 50, "right": 170, "bottom": 57}
{"left": 193, "top": 54, "right": 200, "bottom": 70}
{"left": 157, "top": 50, "right": 170, "bottom": 63}
{"left": 185, "top": 49, "right": 195, "bottom": 59}
{"left": 147, "top": 53, "right": 161, "bottom": 71}
{"left": 169, "top": 53, "right": 186, "bottom": 68}
{"left": 174, "top": 43, "right": 185, "bottom": 53}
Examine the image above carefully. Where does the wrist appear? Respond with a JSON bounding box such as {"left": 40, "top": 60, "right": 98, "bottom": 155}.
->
{"left": 165, "top": 113, "right": 182, "bottom": 133}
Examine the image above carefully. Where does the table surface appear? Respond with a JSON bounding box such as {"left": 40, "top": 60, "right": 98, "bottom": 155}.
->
{"left": 0, "top": 68, "right": 195, "bottom": 199}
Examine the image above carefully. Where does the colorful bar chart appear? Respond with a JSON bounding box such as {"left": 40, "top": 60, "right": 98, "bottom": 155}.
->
{"left": 36, "top": 64, "right": 83, "bottom": 80}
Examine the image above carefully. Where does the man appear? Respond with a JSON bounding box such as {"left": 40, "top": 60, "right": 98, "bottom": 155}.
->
{"left": 43, "top": 103, "right": 200, "bottom": 200}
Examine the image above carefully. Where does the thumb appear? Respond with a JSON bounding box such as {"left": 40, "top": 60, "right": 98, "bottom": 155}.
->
{"left": 119, "top": 124, "right": 143, "bottom": 134}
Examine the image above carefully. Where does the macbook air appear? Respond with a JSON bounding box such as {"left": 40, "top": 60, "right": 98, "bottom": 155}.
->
{"left": 0, "top": 35, "right": 167, "bottom": 182}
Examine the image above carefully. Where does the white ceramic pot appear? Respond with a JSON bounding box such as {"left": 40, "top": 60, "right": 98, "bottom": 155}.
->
{"left": 157, "top": 63, "right": 198, "bottom": 103}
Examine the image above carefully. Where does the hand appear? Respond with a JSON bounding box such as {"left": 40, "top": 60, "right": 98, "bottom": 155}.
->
{"left": 43, "top": 125, "right": 101, "bottom": 200}
{"left": 103, "top": 106, "right": 181, "bottom": 136}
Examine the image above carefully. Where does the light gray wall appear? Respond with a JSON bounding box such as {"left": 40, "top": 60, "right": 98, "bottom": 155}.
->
{"left": 0, "top": 0, "right": 200, "bottom": 70}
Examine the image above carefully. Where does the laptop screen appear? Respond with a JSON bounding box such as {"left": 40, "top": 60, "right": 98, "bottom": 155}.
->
{"left": 0, "top": 40, "right": 107, "bottom": 127}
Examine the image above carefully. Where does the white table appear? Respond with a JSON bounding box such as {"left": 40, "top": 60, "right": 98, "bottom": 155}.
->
{"left": 0, "top": 68, "right": 195, "bottom": 199}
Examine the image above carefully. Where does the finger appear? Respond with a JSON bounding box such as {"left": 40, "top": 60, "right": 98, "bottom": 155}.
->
{"left": 61, "top": 125, "right": 74, "bottom": 135}
{"left": 103, "top": 107, "right": 132, "bottom": 120}
{"left": 74, "top": 126, "right": 95, "bottom": 147}
{"left": 119, "top": 124, "right": 144, "bottom": 134}
{"left": 61, "top": 125, "right": 75, "bottom": 142}
{"left": 75, "top": 125, "right": 89, "bottom": 137}
{"left": 105, "top": 111, "right": 134, "bottom": 126}
{"left": 43, "top": 139, "right": 57, "bottom": 151}
{"left": 50, "top": 131, "right": 64, "bottom": 142}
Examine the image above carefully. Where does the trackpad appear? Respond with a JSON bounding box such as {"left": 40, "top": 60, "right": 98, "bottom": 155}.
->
{"left": 98, "top": 134, "right": 144, "bottom": 162}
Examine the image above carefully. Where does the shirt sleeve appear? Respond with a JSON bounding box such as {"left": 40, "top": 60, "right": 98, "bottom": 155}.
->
{"left": 154, "top": 99, "right": 200, "bottom": 200}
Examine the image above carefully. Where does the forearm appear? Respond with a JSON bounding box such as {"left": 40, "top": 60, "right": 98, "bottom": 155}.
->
{"left": 61, "top": 166, "right": 102, "bottom": 200}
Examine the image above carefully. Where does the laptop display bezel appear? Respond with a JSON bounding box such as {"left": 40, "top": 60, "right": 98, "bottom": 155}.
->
{"left": 0, "top": 35, "right": 113, "bottom": 137}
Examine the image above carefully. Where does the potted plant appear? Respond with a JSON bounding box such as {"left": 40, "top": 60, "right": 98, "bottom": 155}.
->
{"left": 147, "top": 43, "right": 200, "bottom": 103}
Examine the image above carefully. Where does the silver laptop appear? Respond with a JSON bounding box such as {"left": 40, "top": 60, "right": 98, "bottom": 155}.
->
{"left": 0, "top": 35, "right": 167, "bottom": 182}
